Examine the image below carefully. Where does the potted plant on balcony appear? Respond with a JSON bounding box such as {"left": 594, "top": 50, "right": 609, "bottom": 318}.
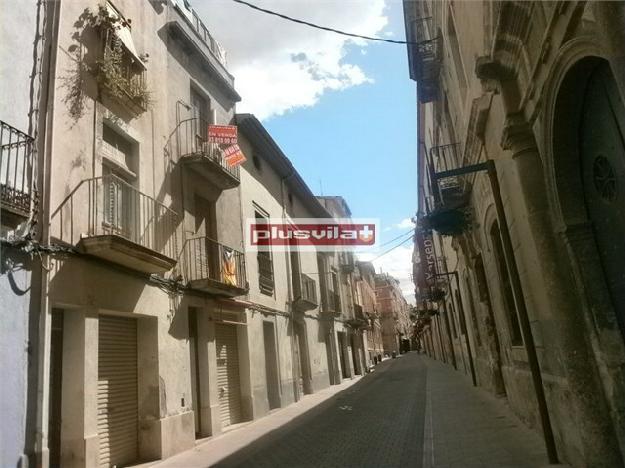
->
{"left": 421, "top": 204, "right": 471, "bottom": 236}
{"left": 82, "top": 5, "right": 151, "bottom": 113}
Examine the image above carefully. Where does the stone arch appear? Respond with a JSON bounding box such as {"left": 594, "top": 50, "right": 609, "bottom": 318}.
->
{"left": 541, "top": 36, "right": 625, "bottom": 461}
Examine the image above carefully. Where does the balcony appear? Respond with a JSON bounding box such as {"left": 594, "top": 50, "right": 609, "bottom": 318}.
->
{"left": 1, "top": 121, "right": 34, "bottom": 227}
{"left": 176, "top": 237, "right": 247, "bottom": 296}
{"left": 167, "top": 2, "right": 239, "bottom": 102}
{"left": 97, "top": 27, "right": 149, "bottom": 114}
{"left": 50, "top": 174, "right": 179, "bottom": 273}
{"left": 293, "top": 273, "right": 318, "bottom": 312}
{"left": 429, "top": 143, "right": 470, "bottom": 208}
{"left": 406, "top": 15, "right": 441, "bottom": 103}
{"left": 339, "top": 252, "right": 355, "bottom": 273}
{"left": 166, "top": 118, "right": 240, "bottom": 189}
{"left": 320, "top": 289, "right": 342, "bottom": 317}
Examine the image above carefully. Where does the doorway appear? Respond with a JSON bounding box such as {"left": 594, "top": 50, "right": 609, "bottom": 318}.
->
{"left": 188, "top": 307, "right": 202, "bottom": 436}
{"left": 263, "top": 321, "right": 281, "bottom": 410}
{"left": 48, "top": 310, "right": 64, "bottom": 468}
{"left": 580, "top": 62, "right": 625, "bottom": 332}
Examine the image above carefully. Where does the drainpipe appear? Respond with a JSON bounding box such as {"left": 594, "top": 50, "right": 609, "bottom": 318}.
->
{"left": 433, "top": 159, "right": 558, "bottom": 464}
{"left": 280, "top": 168, "right": 301, "bottom": 399}
{"left": 32, "top": 1, "right": 61, "bottom": 466}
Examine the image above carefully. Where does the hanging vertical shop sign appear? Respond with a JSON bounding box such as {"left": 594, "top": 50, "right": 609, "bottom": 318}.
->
{"left": 414, "top": 227, "right": 437, "bottom": 294}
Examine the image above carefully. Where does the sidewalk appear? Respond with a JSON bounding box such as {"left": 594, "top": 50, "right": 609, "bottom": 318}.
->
{"left": 421, "top": 356, "right": 566, "bottom": 468}
{"left": 143, "top": 376, "right": 365, "bottom": 468}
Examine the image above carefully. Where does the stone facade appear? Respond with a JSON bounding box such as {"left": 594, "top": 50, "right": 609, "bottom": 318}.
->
{"left": 405, "top": 1, "right": 625, "bottom": 466}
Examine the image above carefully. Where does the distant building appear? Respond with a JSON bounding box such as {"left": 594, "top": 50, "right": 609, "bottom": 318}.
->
{"left": 374, "top": 273, "right": 410, "bottom": 355}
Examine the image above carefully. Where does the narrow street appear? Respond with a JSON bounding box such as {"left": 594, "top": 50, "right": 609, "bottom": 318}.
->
{"left": 156, "top": 353, "right": 552, "bottom": 468}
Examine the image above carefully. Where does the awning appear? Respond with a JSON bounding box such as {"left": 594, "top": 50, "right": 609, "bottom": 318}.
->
{"left": 106, "top": 2, "right": 146, "bottom": 70}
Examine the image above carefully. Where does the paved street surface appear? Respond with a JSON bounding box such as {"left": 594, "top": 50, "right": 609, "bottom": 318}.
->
{"left": 151, "top": 354, "right": 559, "bottom": 468}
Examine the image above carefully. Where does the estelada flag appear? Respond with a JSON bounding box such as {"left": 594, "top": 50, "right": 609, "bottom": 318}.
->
{"left": 223, "top": 144, "right": 247, "bottom": 167}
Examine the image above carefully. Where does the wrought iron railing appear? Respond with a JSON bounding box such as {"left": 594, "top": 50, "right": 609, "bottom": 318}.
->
{"left": 165, "top": 118, "right": 240, "bottom": 180}
{"left": 0, "top": 120, "right": 34, "bottom": 216}
{"left": 50, "top": 174, "right": 179, "bottom": 259}
{"left": 172, "top": 1, "right": 228, "bottom": 67}
{"left": 409, "top": 16, "right": 441, "bottom": 102}
{"left": 189, "top": 9, "right": 227, "bottom": 66}
{"left": 428, "top": 143, "right": 470, "bottom": 208}
{"left": 176, "top": 236, "right": 247, "bottom": 290}
{"left": 321, "top": 290, "right": 341, "bottom": 314}
{"left": 294, "top": 273, "right": 317, "bottom": 305}
{"left": 100, "top": 30, "right": 148, "bottom": 112}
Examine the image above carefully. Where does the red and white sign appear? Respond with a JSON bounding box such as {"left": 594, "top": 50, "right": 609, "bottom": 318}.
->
{"left": 249, "top": 223, "right": 376, "bottom": 247}
{"left": 208, "top": 125, "right": 237, "bottom": 145}
{"left": 223, "top": 144, "right": 247, "bottom": 167}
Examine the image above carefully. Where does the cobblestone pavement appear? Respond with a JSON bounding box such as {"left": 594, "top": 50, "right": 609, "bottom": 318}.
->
{"left": 216, "top": 354, "right": 427, "bottom": 468}
{"left": 152, "top": 353, "right": 563, "bottom": 468}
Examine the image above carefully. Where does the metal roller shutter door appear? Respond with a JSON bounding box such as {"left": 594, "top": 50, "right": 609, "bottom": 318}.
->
{"left": 215, "top": 323, "right": 242, "bottom": 427}
{"left": 98, "top": 315, "right": 138, "bottom": 467}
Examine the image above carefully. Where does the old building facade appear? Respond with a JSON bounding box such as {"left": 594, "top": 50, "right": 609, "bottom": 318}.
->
{"left": 0, "top": 1, "right": 376, "bottom": 467}
{"left": 405, "top": 1, "right": 625, "bottom": 466}
{"left": 374, "top": 273, "right": 411, "bottom": 355}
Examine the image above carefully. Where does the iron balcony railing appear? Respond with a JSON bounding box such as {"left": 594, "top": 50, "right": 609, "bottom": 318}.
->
{"left": 50, "top": 174, "right": 179, "bottom": 259}
{"left": 294, "top": 273, "right": 317, "bottom": 305}
{"left": 166, "top": 117, "right": 240, "bottom": 181}
{"left": 428, "top": 143, "right": 470, "bottom": 208}
{"left": 409, "top": 16, "right": 441, "bottom": 102}
{"left": 188, "top": 9, "right": 227, "bottom": 66}
{"left": 173, "top": 1, "right": 228, "bottom": 67}
{"left": 0, "top": 120, "right": 34, "bottom": 217}
{"left": 177, "top": 236, "right": 247, "bottom": 290}
{"left": 100, "top": 29, "right": 148, "bottom": 112}
{"left": 321, "top": 290, "right": 341, "bottom": 314}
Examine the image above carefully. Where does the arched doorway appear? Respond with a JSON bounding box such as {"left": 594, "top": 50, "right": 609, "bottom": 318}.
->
{"left": 550, "top": 56, "right": 625, "bottom": 340}
{"left": 580, "top": 61, "right": 625, "bottom": 330}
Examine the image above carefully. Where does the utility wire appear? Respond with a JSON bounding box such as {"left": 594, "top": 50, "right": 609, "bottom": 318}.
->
{"left": 231, "top": 0, "right": 419, "bottom": 45}
{"left": 379, "top": 228, "right": 414, "bottom": 247}
{"left": 371, "top": 233, "right": 414, "bottom": 262}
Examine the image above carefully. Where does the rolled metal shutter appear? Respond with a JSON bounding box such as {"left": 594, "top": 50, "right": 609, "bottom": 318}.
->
{"left": 98, "top": 315, "right": 138, "bottom": 467}
{"left": 215, "top": 324, "right": 242, "bottom": 427}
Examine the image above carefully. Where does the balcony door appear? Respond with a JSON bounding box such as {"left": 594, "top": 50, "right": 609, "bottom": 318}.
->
{"left": 194, "top": 195, "right": 218, "bottom": 281}
{"left": 102, "top": 165, "right": 136, "bottom": 242}
{"left": 190, "top": 88, "right": 209, "bottom": 151}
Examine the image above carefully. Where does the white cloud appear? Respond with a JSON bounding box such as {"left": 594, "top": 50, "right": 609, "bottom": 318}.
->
{"left": 359, "top": 244, "right": 415, "bottom": 304}
{"left": 194, "top": 0, "right": 388, "bottom": 119}
{"left": 384, "top": 217, "right": 414, "bottom": 231}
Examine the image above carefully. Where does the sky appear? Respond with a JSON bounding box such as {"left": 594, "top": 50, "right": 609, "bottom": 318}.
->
{"left": 196, "top": 0, "right": 417, "bottom": 302}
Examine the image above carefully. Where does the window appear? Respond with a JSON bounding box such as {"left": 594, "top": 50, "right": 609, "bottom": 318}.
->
{"left": 102, "top": 123, "right": 136, "bottom": 177}
{"left": 447, "top": 7, "right": 467, "bottom": 103}
{"left": 490, "top": 222, "right": 522, "bottom": 345}
{"left": 255, "top": 209, "right": 274, "bottom": 296}
{"left": 190, "top": 87, "right": 209, "bottom": 145}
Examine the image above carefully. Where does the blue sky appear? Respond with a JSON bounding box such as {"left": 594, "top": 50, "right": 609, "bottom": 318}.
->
{"left": 200, "top": 0, "right": 417, "bottom": 299}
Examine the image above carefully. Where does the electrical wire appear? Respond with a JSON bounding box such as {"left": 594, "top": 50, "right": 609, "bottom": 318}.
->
{"left": 370, "top": 234, "right": 414, "bottom": 262}
{"left": 379, "top": 228, "right": 414, "bottom": 247}
{"left": 231, "top": 0, "right": 420, "bottom": 45}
